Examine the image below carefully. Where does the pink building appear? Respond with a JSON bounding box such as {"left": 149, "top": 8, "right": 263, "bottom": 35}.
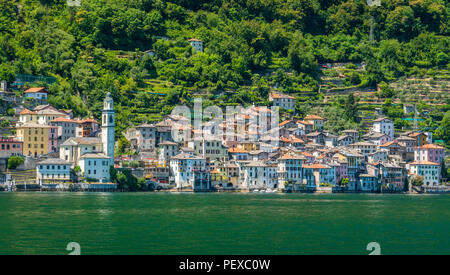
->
{"left": 0, "top": 138, "right": 23, "bottom": 158}
{"left": 334, "top": 161, "right": 348, "bottom": 184}
{"left": 415, "top": 144, "right": 446, "bottom": 164}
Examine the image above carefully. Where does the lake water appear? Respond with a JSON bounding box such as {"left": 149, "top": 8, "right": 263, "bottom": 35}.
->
{"left": 0, "top": 192, "right": 448, "bottom": 255}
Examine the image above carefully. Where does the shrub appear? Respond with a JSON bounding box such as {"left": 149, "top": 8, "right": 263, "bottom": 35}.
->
{"left": 7, "top": 156, "right": 24, "bottom": 170}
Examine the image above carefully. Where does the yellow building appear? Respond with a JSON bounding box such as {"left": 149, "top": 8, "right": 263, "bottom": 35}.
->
{"left": 16, "top": 123, "right": 58, "bottom": 157}
{"left": 237, "top": 141, "right": 259, "bottom": 152}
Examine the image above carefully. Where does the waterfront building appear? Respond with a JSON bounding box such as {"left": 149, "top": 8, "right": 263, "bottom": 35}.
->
{"left": 0, "top": 138, "right": 23, "bottom": 158}
{"left": 170, "top": 153, "right": 210, "bottom": 190}
{"left": 277, "top": 151, "right": 305, "bottom": 190}
{"left": 408, "top": 161, "right": 441, "bottom": 186}
{"left": 36, "top": 158, "right": 71, "bottom": 184}
{"left": 240, "top": 160, "right": 278, "bottom": 190}
{"left": 78, "top": 153, "right": 111, "bottom": 182}
{"left": 303, "top": 164, "right": 335, "bottom": 188}
{"left": 359, "top": 173, "right": 379, "bottom": 192}
{"left": 16, "top": 123, "right": 58, "bottom": 157}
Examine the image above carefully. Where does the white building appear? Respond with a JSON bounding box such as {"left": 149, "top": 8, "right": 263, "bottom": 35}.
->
{"left": 303, "top": 164, "right": 335, "bottom": 188}
{"left": 36, "top": 158, "right": 71, "bottom": 184}
{"left": 348, "top": 142, "right": 377, "bottom": 156}
{"left": 170, "top": 153, "right": 210, "bottom": 190}
{"left": 372, "top": 117, "right": 394, "bottom": 141}
{"left": 277, "top": 151, "right": 305, "bottom": 190}
{"left": 124, "top": 123, "right": 156, "bottom": 151}
{"left": 191, "top": 138, "right": 228, "bottom": 163}
{"left": 57, "top": 93, "right": 115, "bottom": 183}
{"left": 158, "top": 141, "right": 179, "bottom": 163}
{"left": 240, "top": 161, "right": 278, "bottom": 190}
{"left": 338, "top": 135, "right": 354, "bottom": 147}
{"left": 60, "top": 137, "right": 103, "bottom": 165}
{"left": 50, "top": 117, "right": 78, "bottom": 143}
{"left": 304, "top": 115, "right": 325, "bottom": 131}
{"left": 24, "top": 87, "right": 48, "bottom": 102}
{"left": 79, "top": 153, "right": 111, "bottom": 182}
{"left": 188, "top": 38, "right": 203, "bottom": 52}
{"left": 269, "top": 93, "right": 296, "bottom": 110}
{"left": 408, "top": 161, "right": 441, "bottom": 186}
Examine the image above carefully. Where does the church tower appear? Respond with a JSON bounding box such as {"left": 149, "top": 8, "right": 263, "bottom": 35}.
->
{"left": 102, "top": 92, "right": 115, "bottom": 164}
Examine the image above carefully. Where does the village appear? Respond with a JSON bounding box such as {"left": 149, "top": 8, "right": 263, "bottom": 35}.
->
{"left": 0, "top": 77, "right": 448, "bottom": 194}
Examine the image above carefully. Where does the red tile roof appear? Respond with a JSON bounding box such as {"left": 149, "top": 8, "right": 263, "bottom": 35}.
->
{"left": 415, "top": 144, "right": 445, "bottom": 150}
{"left": 228, "top": 147, "right": 248, "bottom": 153}
{"left": 24, "top": 87, "right": 47, "bottom": 93}
{"left": 303, "top": 164, "right": 328, "bottom": 169}
{"left": 304, "top": 115, "right": 324, "bottom": 120}
{"left": 409, "top": 161, "right": 440, "bottom": 166}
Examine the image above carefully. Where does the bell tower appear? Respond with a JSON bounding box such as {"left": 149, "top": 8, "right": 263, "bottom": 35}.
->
{"left": 102, "top": 92, "right": 115, "bottom": 164}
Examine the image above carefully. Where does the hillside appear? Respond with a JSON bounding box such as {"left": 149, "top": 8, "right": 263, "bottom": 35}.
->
{"left": 0, "top": 0, "right": 449, "bottom": 147}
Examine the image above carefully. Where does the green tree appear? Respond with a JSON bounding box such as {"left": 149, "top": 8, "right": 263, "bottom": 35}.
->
{"left": 344, "top": 93, "right": 358, "bottom": 123}
{"left": 7, "top": 156, "right": 24, "bottom": 170}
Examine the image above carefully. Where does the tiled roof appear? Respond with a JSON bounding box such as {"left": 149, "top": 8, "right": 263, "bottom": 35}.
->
{"left": 24, "top": 87, "right": 47, "bottom": 93}
{"left": 304, "top": 115, "right": 324, "bottom": 120}
{"left": 416, "top": 144, "right": 445, "bottom": 150}
{"left": 280, "top": 152, "right": 306, "bottom": 160}
{"left": 279, "top": 120, "right": 292, "bottom": 127}
{"left": 271, "top": 93, "right": 295, "bottom": 99}
{"left": 19, "top": 108, "right": 35, "bottom": 115}
{"left": 409, "top": 161, "right": 440, "bottom": 166}
{"left": 228, "top": 147, "right": 248, "bottom": 153}
{"left": 80, "top": 153, "right": 110, "bottom": 159}
{"left": 303, "top": 164, "right": 328, "bottom": 169}
{"left": 38, "top": 158, "right": 69, "bottom": 165}
{"left": 51, "top": 117, "right": 77, "bottom": 123}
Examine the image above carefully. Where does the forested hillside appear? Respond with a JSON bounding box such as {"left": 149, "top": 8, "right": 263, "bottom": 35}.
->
{"left": 0, "top": 0, "right": 449, "bottom": 145}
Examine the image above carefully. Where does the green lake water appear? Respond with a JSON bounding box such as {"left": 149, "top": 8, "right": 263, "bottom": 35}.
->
{"left": 0, "top": 192, "right": 448, "bottom": 255}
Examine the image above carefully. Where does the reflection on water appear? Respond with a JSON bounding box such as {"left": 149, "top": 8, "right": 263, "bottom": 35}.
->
{"left": 0, "top": 193, "right": 448, "bottom": 255}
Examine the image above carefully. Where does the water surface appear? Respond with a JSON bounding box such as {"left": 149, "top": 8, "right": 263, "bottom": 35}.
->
{"left": 0, "top": 192, "right": 448, "bottom": 255}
